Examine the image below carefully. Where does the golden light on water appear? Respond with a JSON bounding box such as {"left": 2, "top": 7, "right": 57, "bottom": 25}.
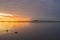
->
{"left": 0, "top": 22, "right": 30, "bottom": 30}
{"left": 0, "top": 22, "right": 30, "bottom": 35}
{"left": 0, "top": 13, "right": 31, "bottom": 35}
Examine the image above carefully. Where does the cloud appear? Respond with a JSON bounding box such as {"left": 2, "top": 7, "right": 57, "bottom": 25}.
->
{"left": 0, "top": 0, "right": 60, "bottom": 20}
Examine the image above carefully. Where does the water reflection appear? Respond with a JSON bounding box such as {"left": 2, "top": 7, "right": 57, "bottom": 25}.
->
{"left": 0, "top": 22, "right": 30, "bottom": 35}
{"left": 0, "top": 22, "right": 60, "bottom": 40}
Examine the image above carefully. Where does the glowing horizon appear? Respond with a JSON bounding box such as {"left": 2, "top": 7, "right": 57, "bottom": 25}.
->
{"left": 0, "top": 13, "right": 31, "bottom": 21}
{"left": 0, "top": 13, "right": 31, "bottom": 35}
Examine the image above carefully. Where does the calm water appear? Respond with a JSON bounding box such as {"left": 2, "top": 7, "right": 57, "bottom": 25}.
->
{"left": 0, "top": 22, "right": 60, "bottom": 40}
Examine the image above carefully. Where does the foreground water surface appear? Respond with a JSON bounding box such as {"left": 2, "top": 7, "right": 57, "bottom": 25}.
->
{"left": 0, "top": 22, "right": 60, "bottom": 40}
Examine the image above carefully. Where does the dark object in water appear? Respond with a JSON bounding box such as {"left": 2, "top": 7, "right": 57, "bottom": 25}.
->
{"left": 14, "top": 32, "right": 18, "bottom": 34}
{"left": 6, "top": 30, "right": 8, "bottom": 32}
{"left": 32, "top": 20, "right": 40, "bottom": 22}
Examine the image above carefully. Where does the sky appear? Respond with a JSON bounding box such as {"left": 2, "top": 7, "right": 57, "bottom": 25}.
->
{"left": 0, "top": 0, "right": 60, "bottom": 20}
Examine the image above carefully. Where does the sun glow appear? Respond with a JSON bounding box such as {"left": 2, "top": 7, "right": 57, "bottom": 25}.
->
{"left": 0, "top": 13, "right": 30, "bottom": 21}
{"left": 0, "top": 13, "right": 31, "bottom": 35}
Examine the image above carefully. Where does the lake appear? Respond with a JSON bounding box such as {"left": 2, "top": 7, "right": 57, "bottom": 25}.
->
{"left": 0, "top": 22, "right": 60, "bottom": 40}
